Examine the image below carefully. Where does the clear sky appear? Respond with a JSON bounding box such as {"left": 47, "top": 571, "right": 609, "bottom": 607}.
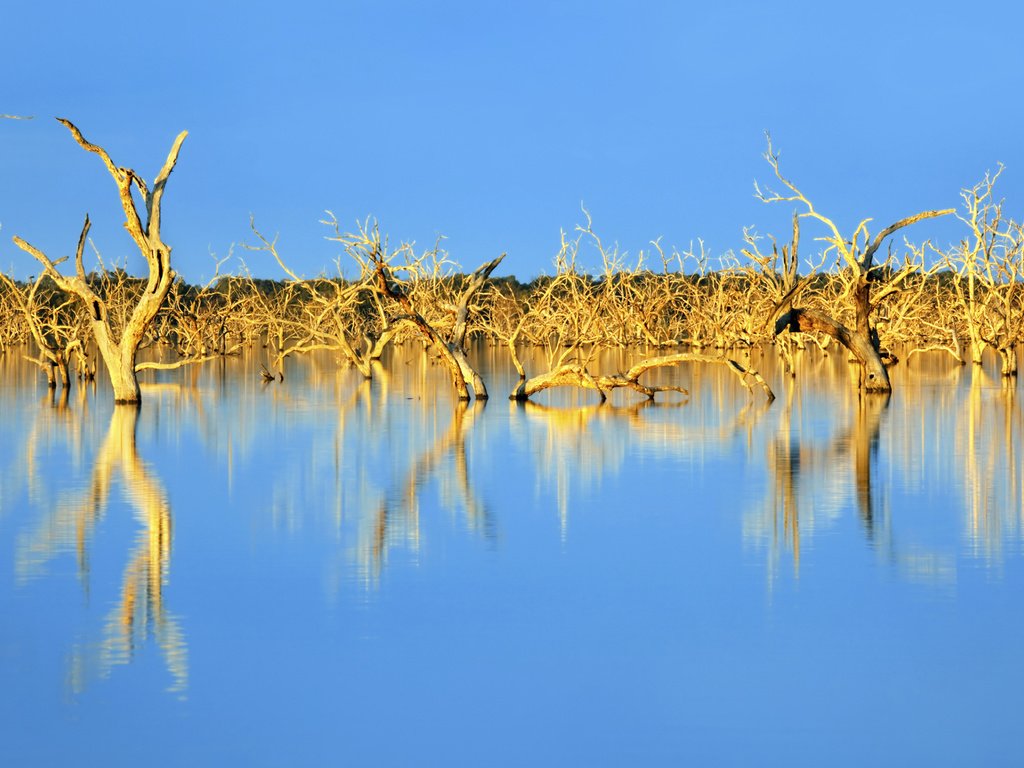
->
{"left": 3, "top": 0, "right": 1022, "bottom": 284}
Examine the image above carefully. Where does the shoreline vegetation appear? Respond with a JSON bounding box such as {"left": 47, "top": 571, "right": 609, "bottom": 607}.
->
{"left": 2, "top": 121, "right": 1022, "bottom": 404}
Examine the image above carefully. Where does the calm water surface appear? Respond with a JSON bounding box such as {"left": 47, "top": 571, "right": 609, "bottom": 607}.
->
{"left": 1, "top": 345, "right": 1022, "bottom": 766}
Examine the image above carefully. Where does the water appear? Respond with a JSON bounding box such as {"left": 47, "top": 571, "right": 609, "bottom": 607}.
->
{"left": 1, "top": 345, "right": 1022, "bottom": 766}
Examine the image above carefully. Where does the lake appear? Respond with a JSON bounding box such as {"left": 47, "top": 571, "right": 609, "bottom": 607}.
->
{"left": 1, "top": 344, "right": 1022, "bottom": 766}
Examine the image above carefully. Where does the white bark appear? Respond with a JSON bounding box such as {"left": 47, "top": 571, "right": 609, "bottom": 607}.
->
{"left": 13, "top": 120, "right": 187, "bottom": 404}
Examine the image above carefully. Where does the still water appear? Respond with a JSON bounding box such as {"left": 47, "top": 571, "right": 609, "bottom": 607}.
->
{"left": 1, "top": 345, "right": 1022, "bottom": 766}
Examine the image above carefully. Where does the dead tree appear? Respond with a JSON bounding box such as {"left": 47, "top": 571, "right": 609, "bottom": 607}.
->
{"left": 0, "top": 271, "right": 89, "bottom": 388}
{"left": 163, "top": 249, "right": 243, "bottom": 359}
{"left": 445, "top": 253, "right": 506, "bottom": 398}
{"left": 945, "top": 167, "right": 1024, "bottom": 376}
{"left": 741, "top": 213, "right": 814, "bottom": 372}
{"left": 508, "top": 347, "right": 774, "bottom": 402}
{"left": 757, "top": 135, "right": 953, "bottom": 392}
{"left": 13, "top": 119, "right": 187, "bottom": 404}
{"left": 347, "top": 221, "right": 501, "bottom": 401}
{"left": 372, "top": 259, "right": 470, "bottom": 400}
{"left": 498, "top": 236, "right": 775, "bottom": 402}
{"left": 244, "top": 218, "right": 373, "bottom": 379}
{"left": 0, "top": 236, "right": 32, "bottom": 353}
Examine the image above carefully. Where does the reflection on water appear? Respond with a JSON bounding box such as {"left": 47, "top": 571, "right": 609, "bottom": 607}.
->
{"left": 238, "top": 359, "right": 496, "bottom": 589}
{"left": 355, "top": 395, "right": 491, "bottom": 584}
{"left": 960, "top": 371, "right": 1022, "bottom": 557}
{"left": 1, "top": 344, "right": 1023, "bottom": 764}
{"left": 514, "top": 397, "right": 770, "bottom": 539}
{"left": 743, "top": 351, "right": 1024, "bottom": 585}
{"left": 745, "top": 388, "right": 892, "bottom": 579}
{"left": 8, "top": 397, "right": 186, "bottom": 695}
{"left": 82, "top": 406, "right": 186, "bottom": 696}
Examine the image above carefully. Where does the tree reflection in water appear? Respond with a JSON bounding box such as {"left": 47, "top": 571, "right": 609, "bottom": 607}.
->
{"left": 512, "top": 396, "right": 769, "bottom": 539}
{"left": 358, "top": 397, "right": 491, "bottom": 582}
{"left": 255, "top": 355, "right": 497, "bottom": 589}
{"left": 959, "top": 367, "right": 1024, "bottom": 559}
{"left": 753, "top": 389, "right": 890, "bottom": 576}
{"left": 2, "top": 345, "right": 1022, "bottom": 704}
{"left": 748, "top": 353, "right": 1024, "bottom": 583}
{"left": 14, "top": 402, "right": 187, "bottom": 696}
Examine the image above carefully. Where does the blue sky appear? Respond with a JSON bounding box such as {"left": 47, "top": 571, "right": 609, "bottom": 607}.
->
{"left": 2, "top": 0, "right": 1022, "bottom": 283}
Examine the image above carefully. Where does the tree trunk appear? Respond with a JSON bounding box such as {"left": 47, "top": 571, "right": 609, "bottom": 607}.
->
{"left": 110, "top": 351, "right": 143, "bottom": 404}
{"left": 968, "top": 331, "right": 987, "bottom": 365}
{"left": 12, "top": 120, "right": 187, "bottom": 406}
{"left": 509, "top": 351, "right": 773, "bottom": 402}
{"left": 999, "top": 346, "right": 1018, "bottom": 377}
{"left": 775, "top": 307, "right": 891, "bottom": 392}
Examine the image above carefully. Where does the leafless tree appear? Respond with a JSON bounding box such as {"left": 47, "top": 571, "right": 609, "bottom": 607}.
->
{"left": 945, "top": 167, "right": 1024, "bottom": 375}
{"left": 757, "top": 135, "right": 953, "bottom": 391}
{"left": 13, "top": 119, "right": 187, "bottom": 404}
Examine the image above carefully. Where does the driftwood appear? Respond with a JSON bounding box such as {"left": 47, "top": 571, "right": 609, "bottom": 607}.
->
{"left": 509, "top": 351, "right": 775, "bottom": 402}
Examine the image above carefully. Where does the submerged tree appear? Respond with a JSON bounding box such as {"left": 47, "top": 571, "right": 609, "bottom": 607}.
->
{"left": 245, "top": 215, "right": 504, "bottom": 397}
{"left": 757, "top": 136, "right": 953, "bottom": 392}
{"left": 352, "top": 219, "right": 503, "bottom": 400}
{"left": 945, "top": 167, "right": 1024, "bottom": 376}
{"left": 13, "top": 118, "right": 187, "bottom": 404}
{"left": 0, "top": 271, "right": 93, "bottom": 388}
